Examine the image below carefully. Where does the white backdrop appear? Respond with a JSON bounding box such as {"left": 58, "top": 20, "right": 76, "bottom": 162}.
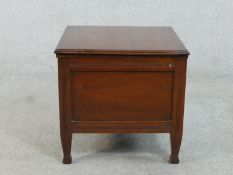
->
{"left": 0, "top": 1, "right": 233, "bottom": 175}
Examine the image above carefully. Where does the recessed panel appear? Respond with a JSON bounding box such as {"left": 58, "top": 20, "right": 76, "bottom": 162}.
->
{"left": 71, "top": 72, "right": 173, "bottom": 121}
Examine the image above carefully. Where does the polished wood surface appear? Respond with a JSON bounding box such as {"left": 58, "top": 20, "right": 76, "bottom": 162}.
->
{"left": 55, "top": 26, "right": 189, "bottom": 55}
{"left": 55, "top": 26, "right": 189, "bottom": 164}
{"left": 71, "top": 72, "right": 173, "bottom": 121}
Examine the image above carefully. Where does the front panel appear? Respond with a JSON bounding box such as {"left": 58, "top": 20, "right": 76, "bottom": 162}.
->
{"left": 71, "top": 71, "right": 173, "bottom": 121}
{"left": 65, "top": 56, "right": 176, "bottom": 122}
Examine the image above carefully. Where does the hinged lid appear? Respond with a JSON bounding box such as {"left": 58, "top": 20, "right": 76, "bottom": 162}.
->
{"left": 55, "top": 26, "right": 189, "bottom": 56}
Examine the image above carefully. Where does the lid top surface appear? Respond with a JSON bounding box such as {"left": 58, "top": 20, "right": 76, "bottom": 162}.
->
{"left": 55, "top": 26, "right": 189, "bottom": 55}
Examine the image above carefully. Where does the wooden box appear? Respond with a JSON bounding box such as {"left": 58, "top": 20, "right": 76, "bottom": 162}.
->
{"left": 54, "top": 26, "right": 189, "bottom": 164}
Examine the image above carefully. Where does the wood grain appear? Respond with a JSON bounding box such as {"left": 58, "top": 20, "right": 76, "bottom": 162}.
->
{"left": 55, "top": 26, "right": 189, "bottom": 56}
{"left": 71, "top": 71, "right": 173, "bottom": 121}
{"left": 55, "top": 26, "right": 189, "bottom": 164}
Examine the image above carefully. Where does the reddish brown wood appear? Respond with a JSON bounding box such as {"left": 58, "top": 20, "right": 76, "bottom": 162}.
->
{"left": 55, "top": 26, "right": 189, "bottom": 56}
{"left": 55, "top": 26, "right": 189, "bottom": 164}
{"left": 58, "top": 59, "right": 72, "bottom": 164}
{"left": 71, "top": 72, "right": 173, "bottom": 121}
{"left": 72, "top": 121, "right": 172, "bottom": 133}
{"left": 170, "top": 58, "right": 187, "bottom": 164}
